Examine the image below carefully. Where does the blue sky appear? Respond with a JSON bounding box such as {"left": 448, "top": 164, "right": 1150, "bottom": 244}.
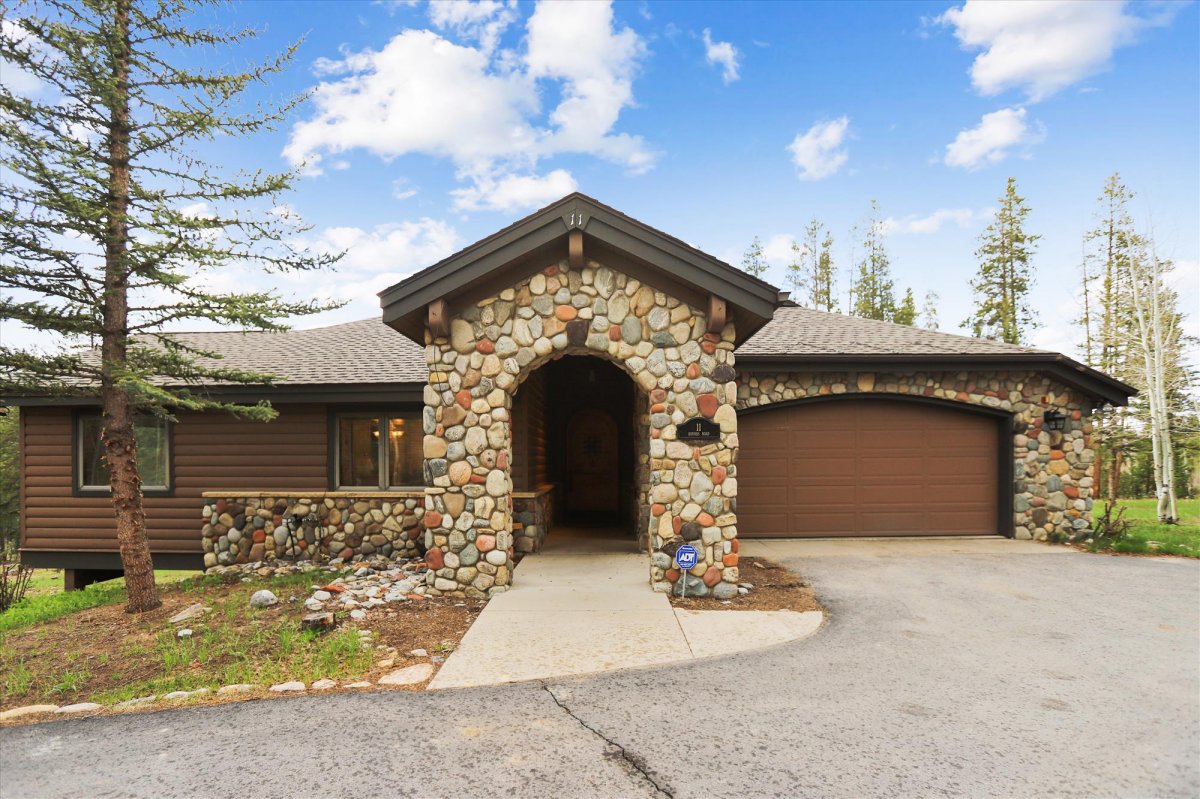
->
{"left": 5, "top": 0, "right": 1199, "bottom": 358}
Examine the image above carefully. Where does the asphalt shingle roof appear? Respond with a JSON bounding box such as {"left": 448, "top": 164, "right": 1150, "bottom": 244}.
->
{"left": 735, "top": 305, "right": 1049, "bottom": 359}
{"left": 164, "top": 306, "right": 1048, "bottom": 386}
{"left": 163, "top": 318, "right": 426, "bottom": 384}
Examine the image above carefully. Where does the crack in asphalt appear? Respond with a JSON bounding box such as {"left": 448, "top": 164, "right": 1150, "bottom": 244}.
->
{"left": 542, "top": 683, "right": 673, "bottom": 799}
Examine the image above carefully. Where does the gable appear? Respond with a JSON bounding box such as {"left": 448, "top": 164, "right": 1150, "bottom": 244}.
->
{"left": 378, "top": 193, "right": 783, "bottom": 344}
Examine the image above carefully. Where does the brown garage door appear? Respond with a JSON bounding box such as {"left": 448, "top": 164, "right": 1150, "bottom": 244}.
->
{"left": 738, "top": 399, "right": 1001, "bottom": 537}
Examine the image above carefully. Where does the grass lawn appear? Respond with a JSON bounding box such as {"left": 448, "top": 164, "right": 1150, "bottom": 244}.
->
{"left": 1086, "top": 498, "right": 1200, "bottom": 558}
{"left": 4, "top": 569, "right": 203, "bottom": 634}
{"left": 0, "top": 567, "right": 482, "bottom": 714}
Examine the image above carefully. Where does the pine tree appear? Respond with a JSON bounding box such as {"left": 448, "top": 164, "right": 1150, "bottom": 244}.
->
{"left": 849, "top": 201, "right": 896, "bottom": 321}
{"left": 741, "top": 236, "right": 768, "bottom": 278}
{"left": 921, "top": 290, "right": 940, "bottom": 330}
{"left": 0, "top": 0, "right": 341, "bottom": 612}
{"left": 1080, "top": 173, "right": 1141, "bottom": 498}
{"left": 785, "top": 238, "right": 804, "bottom": 301}
{"left": 964, "top": 177, "right": 1039, "bottom": 344}
{"left": 810, "top": 221, "right": 837, "bottom": 312}
{"left": 786, "top": 220, "right": 836, "bottom": 311}
{"left": 894, "top": 288, "right": 917, "bottom": 326}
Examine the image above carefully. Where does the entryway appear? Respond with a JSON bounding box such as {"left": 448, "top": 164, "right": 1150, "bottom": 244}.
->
{"left": 512, "top": 355, "right": 641, "bottom": 550}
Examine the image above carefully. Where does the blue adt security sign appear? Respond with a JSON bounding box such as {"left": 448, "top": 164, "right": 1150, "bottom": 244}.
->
{"left": 675, "top": 544, "right": 699, "bottom": 570}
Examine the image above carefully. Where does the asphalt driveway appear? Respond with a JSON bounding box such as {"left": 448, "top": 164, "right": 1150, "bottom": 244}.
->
{"left": 2, "top": 541, "right": 1196, "bottom": 799}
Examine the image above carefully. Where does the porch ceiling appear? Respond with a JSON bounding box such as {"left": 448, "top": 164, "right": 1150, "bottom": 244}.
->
{"left": 378, "top": 192, "right": 784, "bottom": 345}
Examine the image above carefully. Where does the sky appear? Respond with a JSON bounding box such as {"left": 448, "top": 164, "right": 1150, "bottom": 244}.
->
{"left": 3, "top": 0, "right": 1198, "bottom": 362}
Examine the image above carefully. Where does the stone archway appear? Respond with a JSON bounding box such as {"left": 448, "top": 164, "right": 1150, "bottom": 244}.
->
{"left": 419, "top": 258, "right": 741, "bottom": 598}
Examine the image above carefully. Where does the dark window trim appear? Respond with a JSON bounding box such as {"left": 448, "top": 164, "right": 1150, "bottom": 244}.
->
{"left": 327, "top": 405, "right": 425, "bottom": 492}
{"left": 738, "top": 393, "right": 1016, "bottom": 539}
{"left": 71, "top": 409, "right": 175, "bottom": 498}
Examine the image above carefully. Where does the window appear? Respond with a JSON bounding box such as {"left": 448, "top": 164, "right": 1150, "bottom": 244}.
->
{"left": 77, "top": 413, "right": 171, "bottom": 492}
{"left": 334, "top": 412, "right": 422, "bottom": 489}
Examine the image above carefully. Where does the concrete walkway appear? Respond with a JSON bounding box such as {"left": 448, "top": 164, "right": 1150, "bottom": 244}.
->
{"left": 428, "top": 530, "right": 822, "bottom": 689}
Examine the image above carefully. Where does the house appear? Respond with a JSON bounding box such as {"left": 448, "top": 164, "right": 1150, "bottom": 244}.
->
{"left": 9, "top": 194, "right": 1134, "bottom": 596}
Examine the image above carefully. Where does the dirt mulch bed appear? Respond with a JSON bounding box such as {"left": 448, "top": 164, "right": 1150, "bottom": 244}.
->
{"left": 0, "top": 576, "right": 484, "bottom": 725}
{"left": 670, "top": 556, "right": 822, "bottom": 613}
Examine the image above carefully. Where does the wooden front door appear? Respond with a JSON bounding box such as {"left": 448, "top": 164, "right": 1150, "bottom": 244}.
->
{"left": 566, "top": 408, "right": 619, "bottom": 515}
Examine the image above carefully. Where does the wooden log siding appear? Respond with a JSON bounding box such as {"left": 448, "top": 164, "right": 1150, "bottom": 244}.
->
{"left": 20, "top": 405, "right": 329, "bottom": 554}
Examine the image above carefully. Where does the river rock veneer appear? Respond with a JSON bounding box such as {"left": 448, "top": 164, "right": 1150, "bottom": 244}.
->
{"left": 421, "top": 258, "right": 741, "bottom": 598}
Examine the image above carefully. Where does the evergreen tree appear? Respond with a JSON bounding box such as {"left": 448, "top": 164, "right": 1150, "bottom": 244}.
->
{"left": 921, "top": 290, "right": 940, "bottom": 330}
{"left": 0, "top": 0, "right": 341, "bottom": 611}
{"left": 894, "top": 288, "right": 917, "bottom": 326}
{"left": 741, "top": 235, "right": 768, "bottom": 278}
{"left": 964, "top": 177, "right": 1039, "bottom": 344}
{"left": 849, "top": 200, "right": 896, "bottom": 321}
{"left": 1079, "top": 173, "right": 1141, "bottom": 498}
{"left": 786, "top": 220, "right": 836, "bottom": 311}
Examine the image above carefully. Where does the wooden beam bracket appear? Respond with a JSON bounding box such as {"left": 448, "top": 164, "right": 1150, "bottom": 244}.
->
{"left": 427, "top": 298, "right": 449, "bottom": 339}
{"left": 706, "top": 294, "right": 727, "bottom": 335}
{"left": 568, "top": 229, "right": 584, "bottom": 271}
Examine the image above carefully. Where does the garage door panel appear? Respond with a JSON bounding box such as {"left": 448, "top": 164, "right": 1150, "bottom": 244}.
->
{"left": 739, "top": 399, "right": 1001, "bottom": 538}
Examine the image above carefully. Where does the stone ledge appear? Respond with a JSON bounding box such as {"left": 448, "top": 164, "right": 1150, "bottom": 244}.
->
{"left": 200, "top": 490, "right": 426, "bottom": 499}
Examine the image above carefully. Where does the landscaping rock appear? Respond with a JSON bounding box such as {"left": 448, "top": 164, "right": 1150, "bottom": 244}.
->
{"left": 55, "top": 703, "right": 102, "bottom": 714}
{"left": 310, "top": 678, "right": 337, "bottom": 690}
{"left": 168, "top": 603, "right": 210, "bottom": 624}
{"left": 409, "top": 648, "right": 428, "bottom": 657}
{"left": 269, "top": 681, "right": 306, "bottom": 693}
{"left": 162, "top": 689, "right": 209, "bottom": 701}
{"left": 249, "top": 590, "right": 278, "bottom": 608}
{"left": 216, "top": 684, "right": 255, "bottom": 695}
{"left": 176, "top": 628, "right": 193, "bottom": 639}
{"left": 0, "top": 704, "right": 59, "bottom": 720}
{"left": 344, "top": 681, "right": 373, "bottom": 689}
{"left": 115, "top": 696, "right": 156, "bottom": 708}
{"left": 378, "top": 663, "right": 433, "bottom": 686}
{"left": 301, "top": 612, "right": 335, "bottom": 632}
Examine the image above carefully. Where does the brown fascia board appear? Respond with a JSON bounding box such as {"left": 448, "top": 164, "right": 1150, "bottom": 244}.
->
{"left": 4, "top": 382, "right": 426, "bottom": 407}
{"left": 735, "top": 352, "right": 1135, "bottom": 407}
{"left": 378, "top": 193, "right": 781, "bottom": 342}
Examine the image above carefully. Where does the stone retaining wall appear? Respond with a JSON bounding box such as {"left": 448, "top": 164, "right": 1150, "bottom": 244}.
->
{"left": 201, "top": 493, "right": 424, "bottom": 568}
{"left": 736, "top": 369, "right": 1095, "bottom": 540}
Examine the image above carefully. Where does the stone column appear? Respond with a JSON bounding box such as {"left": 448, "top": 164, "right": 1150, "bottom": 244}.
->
{"left": 646, "top": 329, "right": 741, "bottom": 600}
{"left": 421, "top": 313, "right": 516, "bottom": 598}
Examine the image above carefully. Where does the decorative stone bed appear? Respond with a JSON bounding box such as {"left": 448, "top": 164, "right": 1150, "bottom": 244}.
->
{"left": 200, "top": 492, "right": 424, "bottom": 568}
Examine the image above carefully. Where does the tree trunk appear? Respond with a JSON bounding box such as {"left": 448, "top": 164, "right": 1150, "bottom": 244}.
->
{"left": 103, "top": 0, "right": 160, "bottom": 613}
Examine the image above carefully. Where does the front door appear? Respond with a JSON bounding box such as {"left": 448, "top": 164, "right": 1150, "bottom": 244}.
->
{"left": 565, "top": 408, "right": 619, "bottom": 516}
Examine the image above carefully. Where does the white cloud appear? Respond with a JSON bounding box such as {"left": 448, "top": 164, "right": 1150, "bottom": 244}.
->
{"left": 428, "top": 0, "right": 517, "bottom": 57}
{"left": 391, "top": 178, "right": 418, "bottom": 201}
{"left": 297, "top": 218, "right": 460, "bottom": 274}
{"left": 944, "top": 107, "right": 1043, "bottom": 170}
{"left": 937, "top": 0, "right": 1169, "bottom": 101}
{"left": 524, "top": 0, "right": 652, "bottom": 171}
{"left": 786, "top": 117, "right": 850, "bottom": 181}
{"left": 450, "top": 169, "right": 577, "bottom": 212}
{"left": 761, "top": 233, "right": 799, "bottom": 266}
{"left": 702, "top": 28, "right": 740, "bottom": 84}
{"left": 881, "top": 207, "right": 991, "bottom": 235}
{"left": 286, "top": 1, "right": 650, "bottom": 211}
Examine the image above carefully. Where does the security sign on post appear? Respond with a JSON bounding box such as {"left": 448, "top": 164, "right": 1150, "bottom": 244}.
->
{"left": 675, "top": 544, "right": 699, "bottom": 599}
